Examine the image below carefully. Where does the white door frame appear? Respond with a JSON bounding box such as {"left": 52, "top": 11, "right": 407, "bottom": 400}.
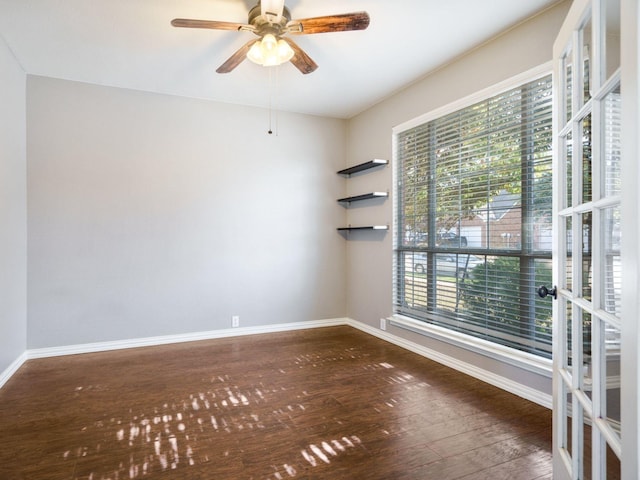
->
{"left": 620, "top": 0, "right": 639, "bottom": 477}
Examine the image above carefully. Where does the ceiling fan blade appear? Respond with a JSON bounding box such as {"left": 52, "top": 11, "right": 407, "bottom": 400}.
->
{"left": 282, "top": 38, "right": 318, "bottom": 75}
{"left": 171, "top": 18, "right": 251, "bottom": 31}
{"left": 287, "top": 11, "right": 370, "bottom": 35}
{"left": 216, "top": 40, "right": 256, "bottom": 73}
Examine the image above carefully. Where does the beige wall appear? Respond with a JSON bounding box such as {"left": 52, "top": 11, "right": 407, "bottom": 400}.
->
{"left": 26, "top": 76, "right": 347, "bottom": 348}
{"left": 345, "top": 1, "right": 572, "bottom": 399}
{"left": 0, "top": 35, "right": 27, "bottom": 374}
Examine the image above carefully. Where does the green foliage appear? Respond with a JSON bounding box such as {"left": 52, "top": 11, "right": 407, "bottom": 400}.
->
{"left": 459, "top": 257, "right": 553, "bottom": 351}
{"left": 397, "top": 76, "right": 553, "bottom": 238}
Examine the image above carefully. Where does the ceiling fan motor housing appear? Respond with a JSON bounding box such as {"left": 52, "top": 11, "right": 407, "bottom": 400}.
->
{"left": 248, "top": 4, "right": 292, "bottom": 37}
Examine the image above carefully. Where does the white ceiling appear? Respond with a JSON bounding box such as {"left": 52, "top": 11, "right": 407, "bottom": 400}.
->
{"left": 0, "top": 0, "right": 562, "bottom": 119}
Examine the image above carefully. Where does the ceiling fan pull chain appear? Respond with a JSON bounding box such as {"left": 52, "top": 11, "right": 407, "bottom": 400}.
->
{"left": 268, "top": 68, "right": 273, "bottom": 134}
{"left": 274, "top": 66, "right": 280, "bottom": 136}
{"left": 267, "top": 66, "right": 280, "bottom": 136}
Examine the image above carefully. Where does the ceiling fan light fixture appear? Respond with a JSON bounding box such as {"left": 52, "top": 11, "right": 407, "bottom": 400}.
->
{"left": 246, "top": 33, "right": 294, "bottom": 67}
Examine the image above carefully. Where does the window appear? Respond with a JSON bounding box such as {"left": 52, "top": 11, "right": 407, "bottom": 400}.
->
{"left": 393, "top": 73, "right": 553, "bottom": 358}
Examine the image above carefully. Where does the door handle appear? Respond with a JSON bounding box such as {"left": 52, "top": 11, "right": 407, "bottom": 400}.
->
{"left": 537, "top": 285, "right": 557, "bottom": 300}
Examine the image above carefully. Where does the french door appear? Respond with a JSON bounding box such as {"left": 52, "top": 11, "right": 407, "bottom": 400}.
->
{"left": 552, "top": 0, "right": 638, "bottom": 478}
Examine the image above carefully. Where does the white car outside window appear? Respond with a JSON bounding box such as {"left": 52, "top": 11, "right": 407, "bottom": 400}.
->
{"left": 409, "top": 253, "right": 484, "bottom": 279}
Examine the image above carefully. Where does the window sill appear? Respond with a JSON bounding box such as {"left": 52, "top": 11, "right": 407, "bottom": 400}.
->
{"left": 388, "top": 315, "right": 552, "bottom": 378}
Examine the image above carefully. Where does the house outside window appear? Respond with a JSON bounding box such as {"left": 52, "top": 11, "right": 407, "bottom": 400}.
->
{"left": 393, "top": 72, "right": 554, "bottom": 358}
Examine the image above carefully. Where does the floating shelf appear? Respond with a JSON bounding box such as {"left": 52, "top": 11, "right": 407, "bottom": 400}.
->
{"left": 337, "top": 159, "right": 388, "bottom": 176}
{"left": 337, "top": 191, "right": 389, "bottom": 204}
{"left": 337, "top": 159, "right": 389, "bottom": 237}
{"left": 337, "top": 225, "right": 389, "bottom": 232}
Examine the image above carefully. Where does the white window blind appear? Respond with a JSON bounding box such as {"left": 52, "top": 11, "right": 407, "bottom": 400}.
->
{"left": 394, "top": 74, "right": 553, "bottom": 358}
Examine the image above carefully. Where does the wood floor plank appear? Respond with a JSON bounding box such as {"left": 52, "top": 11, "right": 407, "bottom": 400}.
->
{"left": 0, "top": 326, "right": 553, "bottom": 479}
{"left": 457, "top": 451, "right": 554, "bottom": 480}
{"left": 426, "top": 411, "right": 551, "bottom": 458}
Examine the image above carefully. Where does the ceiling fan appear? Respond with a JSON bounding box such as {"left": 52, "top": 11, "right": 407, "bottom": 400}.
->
{"left": 171, "top": 0, "right": 370, "bottom": 74}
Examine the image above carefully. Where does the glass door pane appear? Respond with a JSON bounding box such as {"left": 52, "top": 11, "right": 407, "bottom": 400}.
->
{"left": 582, "top": 113, "right": 593, "bottom": 203}
{"left": 583, "top": 17, "right": 593, "bottom": 105}
{"left": 581, "top": 212, "right": 593, "bottom": 302}
{"left": 566, "top": 50, "right": 574, "bottom": 123}
{"left": 604, "top": 0, "right": 621, "bottom": 77}
{"left": 603, "top": 87, "right": 621, "bottom": 196}
{"left": 602, "top": 206, "right": 621, "bottom": 317}
{"left": 604, "top": 323, "right": 621, "bottom": 438}
{"left": 566, "top": 132, "right": 574, "bottom": 207}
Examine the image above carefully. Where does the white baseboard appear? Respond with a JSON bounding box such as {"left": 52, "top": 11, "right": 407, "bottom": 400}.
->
{"left": 347, "top": 318, "right": 553, "bottom": 409}
{"left": 0, "top": 351, "right": 28, "bottom": 390}
{"left": 26, "top": 318, "right": 350, "bottom": 359}
{"left": 4, "top": 317, "right": 551, "bottom": 409}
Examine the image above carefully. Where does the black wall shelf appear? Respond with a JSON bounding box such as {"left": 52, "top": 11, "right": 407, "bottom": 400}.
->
{"left": 337, "top": 225, "right": 389, "bottom": 232}
{"left": 337, "top": 191, "right": 388, "bottom": 204}
{"left": 337, "top": 159, "right": 389, "bottom": 237}
{"left": 337, "top": 159, "right": 388, "bottom": 176}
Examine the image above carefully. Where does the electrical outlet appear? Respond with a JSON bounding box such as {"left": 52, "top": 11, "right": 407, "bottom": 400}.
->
{"left": 380, "top": 318, "right": 387, "bottom": 331}
{"left": 232, "top": 315, "right": 240, "bottom": 328}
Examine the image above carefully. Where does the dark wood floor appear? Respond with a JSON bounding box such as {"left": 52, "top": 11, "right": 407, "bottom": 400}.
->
{"left": 0, "top": 326, "right": 552, "bottom": 479}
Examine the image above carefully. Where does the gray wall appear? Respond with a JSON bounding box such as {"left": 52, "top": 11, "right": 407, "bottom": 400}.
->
{"left": 0, "top": 35, "right": 27, "bottom": 373}
{"left": 345, "top": 1, "right": 571, "bottom": 398}
{"left": 6, "top": 1, "right": 571, "bottom": 405}
{"left": 26, "top": 77, "right": 347, "bottom": 348}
